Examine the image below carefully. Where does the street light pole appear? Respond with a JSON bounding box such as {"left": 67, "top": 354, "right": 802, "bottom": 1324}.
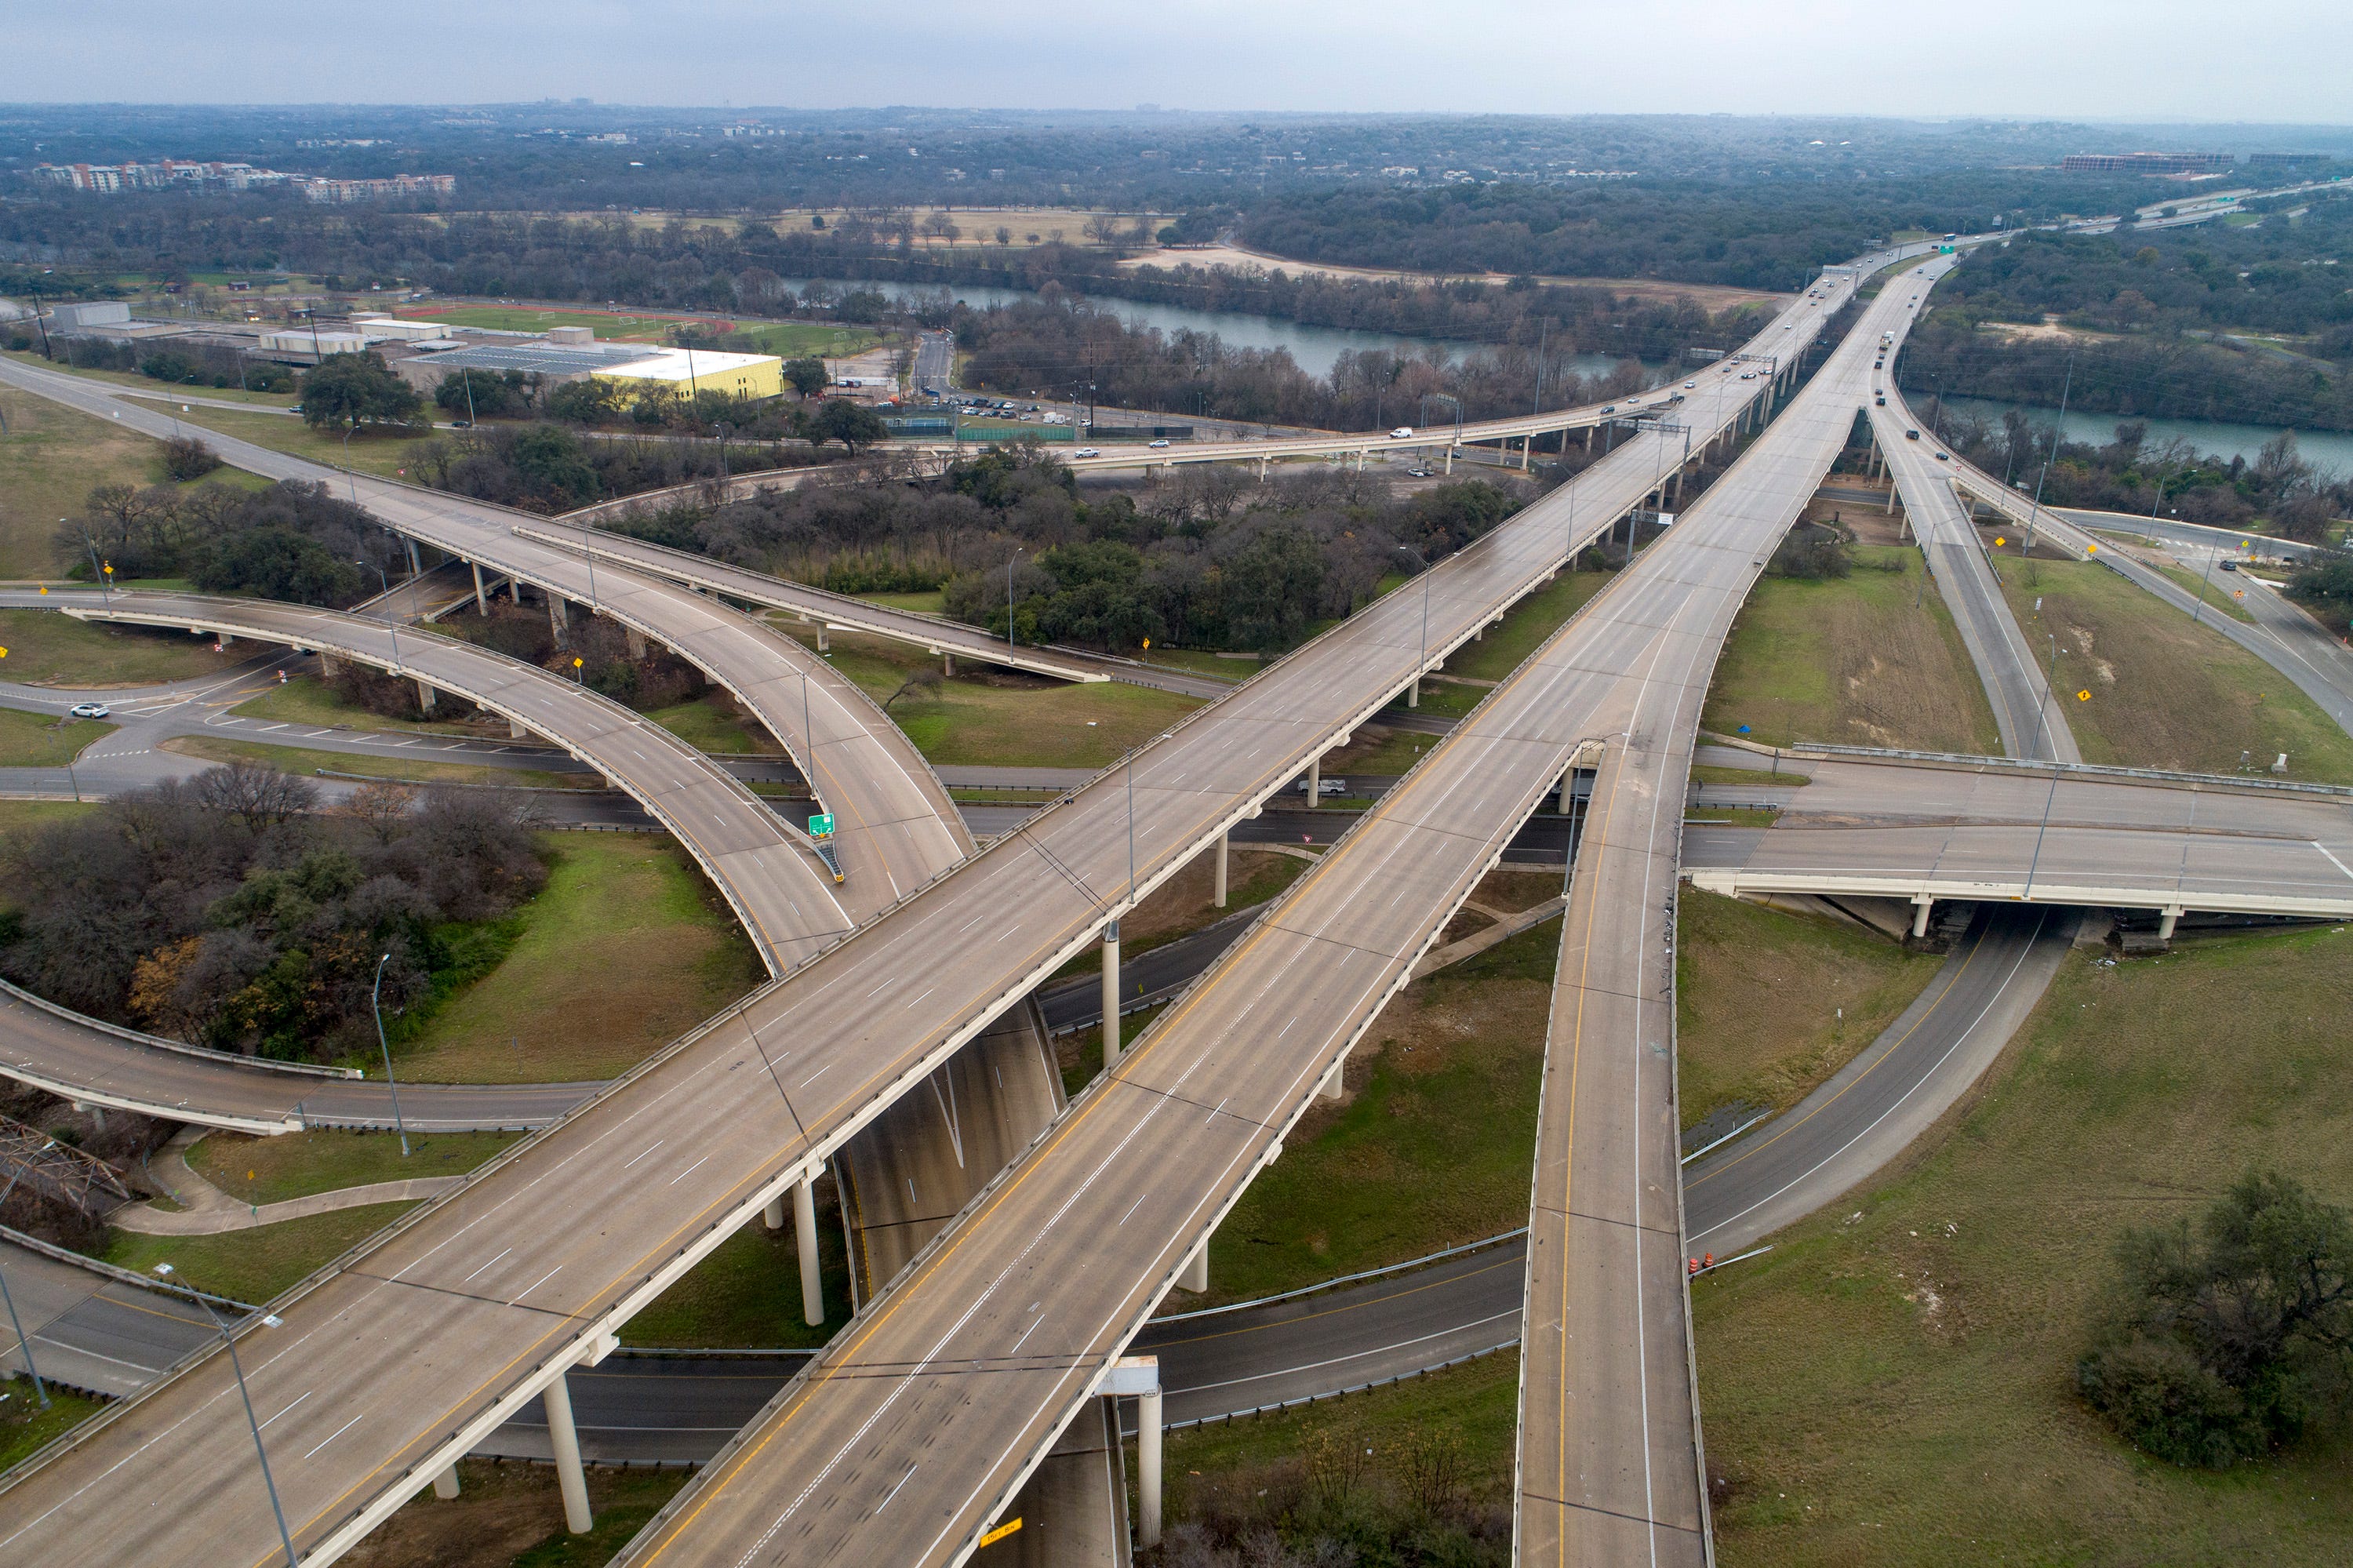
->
{"left": 2024, "top": 352, "right": 2074, "bottom": 554}
{"left": 180, "top": 1282, "right": 300, "bottom": 1568}
{"left": 358, "top": 558, "right": 401, "bottom": 671}
{"left": 0, "top": 1165, "right": 53, "bottom": 1408}
{"left": 1006, "top": 547, "right": 1024, "bottom": 657}
{"left": 371, "top": 952, "right": 411, "bottom": 1159}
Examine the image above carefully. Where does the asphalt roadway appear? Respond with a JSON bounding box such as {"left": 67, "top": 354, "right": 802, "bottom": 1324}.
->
{"left": 0, "top": 238, "right": 1863, "bottom": 1568}
{"left": 593, "top": 247, "right": 1928, "bottom": 1568}
{"left": 1870, "top": 397, "right": 2082, "bottom": 763}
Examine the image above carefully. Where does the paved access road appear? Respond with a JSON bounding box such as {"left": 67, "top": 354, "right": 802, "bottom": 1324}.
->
{"left": 0, "top": 1238, "right": 227, "bottom": 1399}
{"left": 0, "top": 242, "right": 1865, "bottom": 1568}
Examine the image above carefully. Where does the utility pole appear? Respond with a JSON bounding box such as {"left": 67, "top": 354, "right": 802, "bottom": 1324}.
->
{"left": 2024, "top": 352, "right": 2075, "bottom": 554}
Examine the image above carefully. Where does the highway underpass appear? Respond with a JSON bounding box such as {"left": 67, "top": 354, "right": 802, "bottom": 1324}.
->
{"left": 0, "top": 238, "right": 1864, "bottom": 1568}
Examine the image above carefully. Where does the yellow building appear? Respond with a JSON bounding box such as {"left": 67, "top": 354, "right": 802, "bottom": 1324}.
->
{"left": 595, "top": 347, "right": 784, "bottom": 402}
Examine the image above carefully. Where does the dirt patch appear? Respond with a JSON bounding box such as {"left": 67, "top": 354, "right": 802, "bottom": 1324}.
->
{"left": 1118, "top": 245, "right": 1791, "bottom": 311}
{"left": 1475, "top": 868, "right": 1565, "bottom": 913}
{"left": 345, "top": 1459, "right": 688, "bottom": 1568}
{"left": 1122, "top": 847, "right": 1299, "bottom": 945}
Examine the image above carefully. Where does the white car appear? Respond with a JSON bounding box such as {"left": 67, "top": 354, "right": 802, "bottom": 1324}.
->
{"left": 1389, "top": 427, "right": 1414, "bottom": 438}
{"left": 1683, "top": 380, "right": 1697, "bottom": 389}
{"left": 1147, "top": 438, "right": 1171, "bottom": 449}
{"left": 69, "top": 701, "right": 110, "bottom": 719}
{"left": 1074, "top": 447, "right": 1100, "bottom": 458}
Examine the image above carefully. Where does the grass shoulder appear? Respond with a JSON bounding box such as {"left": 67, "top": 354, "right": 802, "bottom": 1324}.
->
{"left": 0, "top": 706, "right": 113, "bottom": 767}
{"left": 1994, "top": 555, "right": 2353, "bottom": 782}
{"left": 1676, "top": 889, "right": 1944, "bottom": 1132}
{"left": 105, "top": 1202, "right": 415, "bottom": 1303}
{"left": 1703, "top": 545, "right": 2003, "bottom": 755}
{"left": 0, "top": 606, "right": 246, "bottom": 686}
{"left": 388, "top": 832, "right": 764, "bottom": 1083}
{"left": 188, "top": 1129, "right": 519, "bottom": 1206}
{"left": 1698, "top": 921, "right": 2353, "bottom": 1563}
{"left": 0, "top": 1388, "right": 106, "bottom": 1475}
{"left": 160, "top": 734, "right": 591, "bottom": 790}
{"left": 1441, "top": 567, "right": 1613, "bottom": 684}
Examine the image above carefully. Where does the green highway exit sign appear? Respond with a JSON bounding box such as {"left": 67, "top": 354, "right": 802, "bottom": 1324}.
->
{"left": 808, "top": 813, "right": 835, "bottom": 838}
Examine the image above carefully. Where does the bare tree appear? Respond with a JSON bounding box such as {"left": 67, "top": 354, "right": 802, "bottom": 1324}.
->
{"left": 883, "top": 667, "right": 943, "bottom": 711}
{"left": 340, "top": 778, "right": 418, "bottom": 844}
{"left": 192, "top": 759, "right": 318, "bottom": 834}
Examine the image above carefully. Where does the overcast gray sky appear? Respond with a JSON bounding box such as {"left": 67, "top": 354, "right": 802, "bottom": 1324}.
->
{"left": 25, "top": 0, "right": 2353, "bottom": 122}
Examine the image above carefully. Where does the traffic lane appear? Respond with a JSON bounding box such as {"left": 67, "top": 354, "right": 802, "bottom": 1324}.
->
{"left": 0, "top": 1241, "right": 224, "bottom": 1399}
{"left": 0, "top": 984, "right": 313, "bottom": 1129}
{"left": 296, "top": 1079, "right": 602, "bottom": 1131}
{"left": 1684, "top": 908, "right": 2071, "bottom": 1257}
{"left": 477, "top": 1356, "right": 809, "bottom": 1465}
{"left": 1137, "top": 1243, "right": 1527, "bottom": 1425}
{"left": 1717, "top": 819, "right": 2353, "bottom": 906}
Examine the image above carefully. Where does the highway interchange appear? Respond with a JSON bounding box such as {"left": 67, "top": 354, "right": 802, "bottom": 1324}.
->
{"left": 3, "top": 234, "right": 2353, "bottom": 1567}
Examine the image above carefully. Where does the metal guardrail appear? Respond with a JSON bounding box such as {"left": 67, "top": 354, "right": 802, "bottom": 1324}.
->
{"left": 0, "top": 1222, "right": 256, "bottom": 1311}
{"left": 1153, "top": 1227, "right": 1528, "bottom": 1324}
{"left": 1159, "top": 1342, "right": 1520, "bottom": 1434}
{"left": 1787, "top": 741, "right": 2353, "bottom": 799}
{"left": 0, "top": 976, "right": 362, "bottom": 1080}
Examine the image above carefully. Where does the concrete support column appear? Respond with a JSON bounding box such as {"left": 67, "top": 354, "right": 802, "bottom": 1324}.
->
{"left": 1178, "top": 1243, "right": 1208, "bottom": 1295}
{"left": 217, "top": 632, "right": 234, "bottom": 649}
{"left": 318, "top": 651, "right": 337, "bottom": 678}
{"left": 2158, "top": 907, "right": 2182, "bottom": 941}
{"left": 542, "top": 1373, "right": 593, "bottom": 1534}
{"left": 1558, "top": 770, "right": 1575, "bottom": 814}
{"left": 1318, "top": 1053, "right": 1345, "bottom": 1101}
{"left": 432, "top": 1467, "right": 461, "bottom": 1501}
{"left": 509, "top": 717, "right": 527, "bottom": 739}
{"left": 762, "top": 1195, "right": 785, "bottom": 1231}
{"left": 1138, "top": 1386, "right": 1165, "bottom": 1549}
{"left": 548, "top": 594, "right": 569, "bottom": 644}
{"left": 1885, "top": 482, "right": 1897, "bottom": 516}
{"left": 1212, "top": 831, "right": 1228, "bottom": 909}
{"left": 1100, "top": 921, "right": 1123, "bottom": 1066}
{"left": 1518, "top": 434, "right": 1530, "bottom": 471}
{"left": 942, "top": 651, "right": 955, "bottom": 678}
{"left": 1406, "top": 677, "right": 1420, "bottom": 709}
{"left": 794, "top": 1178, "right": 823, "bottom": 1326}
{"left": 624, "top": 627, "right": 646, "bottom": 661}
{"left": 815, "top": 626, "right": 829, "bottom": 653}
{"left": 1911, "top": 897, "right": 1933, "bottom": 939}
{"left": 1443, "top": 446, "right": 1453, "bottom": 475}
{"left": 415, "top": 680, "right": 436, "bottom": 714}
{"left": 472, "top": 562, "right": 489, "bottom": 616}
{"left": 403, "top": 537, "right": 423, "bottom": 577}
{"left": 1304, "top": 754, "right": 1319, "bottom": 808}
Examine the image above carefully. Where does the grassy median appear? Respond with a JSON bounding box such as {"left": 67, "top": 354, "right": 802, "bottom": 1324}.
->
{"left": 1995, "top": 555, "right": 2353, "bottom": 783}
{"left": 1704, "top": 546, "right": 2002, "bottom": 755}
{"left": 0, "top": 606, "right": 246, "bottom": 686}
{"left": 187, "top": 1130, "right": 520, "bottom": 1206}
{"left": 105, "top": 1202, "right": 416, "bottom": 1303}
{"left": 1698, "top": 922, "right": 2353, "bottom": 1565}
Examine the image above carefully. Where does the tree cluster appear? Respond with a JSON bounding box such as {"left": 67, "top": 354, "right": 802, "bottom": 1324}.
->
{"left": 66, "top": 476, "right": 404, "bottom": 601}
{"left": 1927, "top": 411, "right": 2349, "bottom": 540}
{"left": 0, "top": 765, "right": 547, "bottom": 1063}
{"left": 2079, "top": 1171, "right": 2353, "bottom": 1468}
{"left": 298, "top": 350, "right": 424, "bottom": 429}
{"left": 400, "top": 420, "right": 825, "bottom": 513}
{"left": 619, "top": 442, "right": 1527, "bottom": 656}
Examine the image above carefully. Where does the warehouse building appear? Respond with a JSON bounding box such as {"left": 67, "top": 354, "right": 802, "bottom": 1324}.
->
{"left": 387, "top": 339, "right": 782, "bottom": 400}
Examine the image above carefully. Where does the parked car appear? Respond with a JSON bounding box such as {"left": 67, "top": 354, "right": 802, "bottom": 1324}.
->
{"left": 1389, "top": 427, "right": 1414, "bottom": 438}
{"left": 1404, "top": 466, "right": 1435, "bottom": 478}
{"left": 68, "top": 702, "right": 110, "bottom": 719}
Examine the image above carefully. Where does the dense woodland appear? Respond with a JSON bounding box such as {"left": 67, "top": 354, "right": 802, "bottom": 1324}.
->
{"left": 609, "top": 446, "right": 1544, "bottom": 653}
{"left": 0, "top": 766, "right": 545, "bottom": 1062}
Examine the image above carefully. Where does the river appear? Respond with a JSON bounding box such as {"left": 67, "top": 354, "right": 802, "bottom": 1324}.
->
{"left": 1940, "top": 395, "right": 2353, "bottom": 482}
{"left": 777, "top": 275, "right": 1649, "bottom": 384}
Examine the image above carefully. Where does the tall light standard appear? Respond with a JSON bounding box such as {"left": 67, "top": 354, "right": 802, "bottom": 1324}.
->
{"left": 340, "top": 423, "right": 362, "bottom": 511}
{"left": 357, "top": 558, "right": 401, "bottom": 671}
{"left": 2024, "top": 352, "right": 2075, "bottom": 554}
{"left": 1006, "top": 547, "right": 1024, "bottom": 657}
{"left": 370, "top": 953, "right": 411, "bottom": 1157}
{"left": 155, "top": 1264, "right": 297, "bottom": 1568}
{"left": 0, "top": 1162, "right": 53, "bottom": 1408}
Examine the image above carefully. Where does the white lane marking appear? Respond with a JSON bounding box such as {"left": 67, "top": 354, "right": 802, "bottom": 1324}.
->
{"left": 1117, "top": 1191, "right": 1149, "bottom": 1227}
{"left": 511, "top": 1266, "right": 563, "bottom": 1307}
{"left": 2313, "top": 841, "right": 2353, "bottom": 884}
{"left": 620, "top": 1141, "right": 665, "bottom": 1170}
{"left": 460, "top": 1247, "right": 513, "bottom": 1283}
{"left": 670, "top": 1153, "right": 715, "bottom": 1186}
{"left": 258, "top": 1390, "right": 312, "bottom": 1431}
{"left": 874, "top": 1465, "right": 918, "bottom": 1515}
{"left": 301, "top": 1412, "right": 366, "bottom": 1460}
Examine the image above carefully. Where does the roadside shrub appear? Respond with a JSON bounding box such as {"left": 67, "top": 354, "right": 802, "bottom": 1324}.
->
{"left": 2078, "top": 1170, "right": 2353, "bottom": 1467}
{"left": 1768, "top": 521, "right": 1853, "bottom": 580}
{"left": 162, "top": 435, "right": 222, "bottom": 481}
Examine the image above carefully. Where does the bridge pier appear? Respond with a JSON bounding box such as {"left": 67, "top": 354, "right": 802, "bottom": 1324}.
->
{"left": 1406, "top": 676, "right": 1419, "bottom": 708}
{"left": 942, "top": 650, "right": 955, "bottom": 678}
{"left": 1318, "top": 1052, "right": 1345, "bottom": 1101}
{"left": 1100, "top": 1357, "right": 1164, "bottom": 1550}
{"left": 2158, "top": 906, "right": 2182, "bottom": 941}
{"left": 624, "top": 626, "right": 646, "bottom": 661}
{"left": 432, "top": 1466, "right": 460, "bottom": 1501}
{"left": 795, "top": 1177, "right": 824, "bottom": 1325}
{"left": 543, "top": 1373, "right": 593, "bottom": 1533}
{"left": 1911, "top": 896, "right": 1933, "bottom": 939}
{"left": 1212, "top": 831, "right": 1227, "bottom": 908}
{"left": 471, "top": 562, "right": 489, "bottom": 615}
{"left": 415, "top": 679, "right": 436, "bottom": 714}
{"left": 509, "top": 717, "right": 528, "bottom": 739}
{"left": 1100, "top": 921, "right": 1123, "bottom": 1066}
{"left": 547, "top": 593, "right": 569, "bottom": 644}
{"left": 318, "top": 651, "right": 336, "bottom": 678}
{"left": 1304, "top": 754, "right": 1319, "bottom": 807}
{"left": 404, "top": 537, "right": 423, "bottom": 578}
{"left": 1177, "top": 1241, "right": 1208, "bottom": 1295}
